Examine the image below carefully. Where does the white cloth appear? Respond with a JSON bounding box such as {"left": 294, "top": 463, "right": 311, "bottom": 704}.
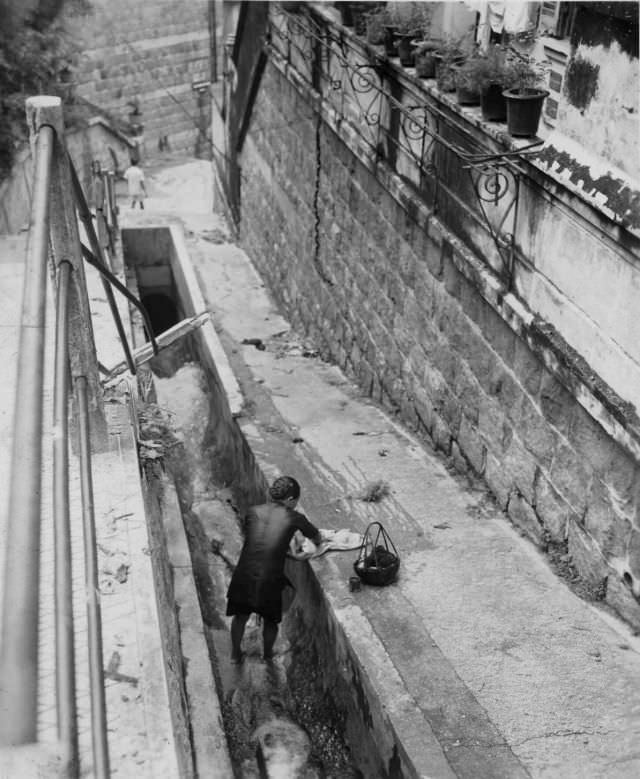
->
{"left": 466, "top": 1, "right": 537, "bottom": 35}
{"left": 503, "top": 1, "right": 537, "bottom": 34}
{"left": 287, "top": 528, "right": 363, "bottom": 560}
{"left": 123, "top": 165, "right": 145, "bottom": 197}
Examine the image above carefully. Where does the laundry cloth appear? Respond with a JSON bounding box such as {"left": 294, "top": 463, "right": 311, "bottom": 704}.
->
{"left": 287, "top": 528, "right": 363, "bottom": 561}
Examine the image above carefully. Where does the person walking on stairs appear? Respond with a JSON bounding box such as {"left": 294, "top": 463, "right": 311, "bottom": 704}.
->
{"left": 226, "top": 476, "right": 322, "bottom": 663}
{"left": 123, "top": 158, "right": 147, "bottom": 209}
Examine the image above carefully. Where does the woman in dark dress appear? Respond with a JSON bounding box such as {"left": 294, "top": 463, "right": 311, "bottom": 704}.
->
{"left": 226, "top": 476, "right": 321, "bottom": 662}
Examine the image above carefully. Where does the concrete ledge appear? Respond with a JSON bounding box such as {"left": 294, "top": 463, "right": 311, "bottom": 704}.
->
{"left": 159, "top": 475, "right": 235, "bottom": 778}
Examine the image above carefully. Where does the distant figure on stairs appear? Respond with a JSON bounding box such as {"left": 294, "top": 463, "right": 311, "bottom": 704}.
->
{"left": 123, "top": 158, "right": 147, "bottom": 209}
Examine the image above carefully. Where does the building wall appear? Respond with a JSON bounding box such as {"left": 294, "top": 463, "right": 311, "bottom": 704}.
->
{"left": 64, "top": 0, "right": 211, "bottom": 156}
{"left": 233, "top": 58, "right": 640, "bottom": 629}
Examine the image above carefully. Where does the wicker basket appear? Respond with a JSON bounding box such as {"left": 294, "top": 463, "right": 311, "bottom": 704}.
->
{"left": 354, "top": 522, "right": 400, "bottom": 586}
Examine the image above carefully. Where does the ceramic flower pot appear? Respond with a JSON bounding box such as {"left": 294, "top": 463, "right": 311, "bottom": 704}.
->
{"left": 503, "top": 88, "right": 550, "bottom": 137}
{"left": 395, "top": 33, "right": 417, "bottom": 66}
{"left": 383, "top": 25, "right": 399, "bottom": 57}
{"left": 412, "top": 39, "right": 441, "bottom": 79}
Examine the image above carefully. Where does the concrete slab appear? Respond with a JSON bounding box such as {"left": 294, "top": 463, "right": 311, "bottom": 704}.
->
{"left": 131, "top": 157, "right": 640, "bottom": 779}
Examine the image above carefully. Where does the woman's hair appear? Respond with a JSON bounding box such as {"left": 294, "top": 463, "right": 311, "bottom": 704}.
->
{"left": 269, "top": 476, "right": 301, "bottom": 502}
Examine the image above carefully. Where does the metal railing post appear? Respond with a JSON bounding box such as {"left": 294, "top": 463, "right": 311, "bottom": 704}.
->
{"left": 43, "top": 97, "right": 108, "bottom": 451}
{"left": 0, "top": 113, "right": 54, "bottom": 748}
{"left": 53, "top": 259, "right": 79, "bottom": 775}
{"left": 75, "top": 375, "right": 110, "bottom": 779}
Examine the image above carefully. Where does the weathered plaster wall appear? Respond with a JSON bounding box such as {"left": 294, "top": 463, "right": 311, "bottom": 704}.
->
{"left": 555, "top": 41, "right": 639, "bottom": 181}
{"left": 235, "top": 59, "right": 640, "bottom": 629}
{"left": 64, "top": 0, "right": 211, "bottom": 155}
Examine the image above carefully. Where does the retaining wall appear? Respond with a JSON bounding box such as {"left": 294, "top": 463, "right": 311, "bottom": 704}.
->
{"left": 235, "top": 60, "right": 640, "bottom": 629}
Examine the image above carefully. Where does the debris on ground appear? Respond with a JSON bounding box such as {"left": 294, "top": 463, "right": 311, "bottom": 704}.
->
{"left": 358, "top": 480, "right": 391, "bottom": 503}
{"left": 199, "top": 228, "right": 229, "bottom": 244}
{"left": 136, "top": 402, "right": 182, "bottom": 463}
{"left": 241, "top": 337, "right": 266, "bottom": 350}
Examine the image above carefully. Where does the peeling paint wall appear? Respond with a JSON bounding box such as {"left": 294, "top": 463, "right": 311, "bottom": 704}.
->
{"left": 556, "top": 41, "right": 639, "bottom": 181}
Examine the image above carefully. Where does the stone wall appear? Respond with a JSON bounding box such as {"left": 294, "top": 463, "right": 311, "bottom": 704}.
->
{"left": 65, "top": 0, "right": 211, "bottom": 156}
{"left": 235, "top": 60, "right": 640, "bottom": 629}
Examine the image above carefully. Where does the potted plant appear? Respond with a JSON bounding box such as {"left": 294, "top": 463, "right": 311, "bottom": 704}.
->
{"left": 339, "top": 2, "right": 378, "bottom": 36}
{"left": 392, "top": 3, "right": 433, "bottom": 67}
{"left": 373, "top": 3, "right": 431, "bottom": 62}
{"left": 434, "top": 35, "right": 471, "bottom": 92}
{"left": 412, "top": 38, "right": 442, "bottom": 79}
{"left": 502, "top": 53, "right": 549, "bottom": 137}
{"left": 456, "top": 45, "right": 515, "bottom": 119}
{"left": 364, "top": 4, "right": 387, "bottom": 45}
{"left": 453, "top": 61, "right": 481, "bottom": 106}
{"left": 367, "top": 6, "right": 399, "bottom": 57}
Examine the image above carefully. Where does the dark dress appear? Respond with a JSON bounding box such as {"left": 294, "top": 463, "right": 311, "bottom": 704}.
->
{"left": 226, "top": 503, "right": 320, "bottom": 623}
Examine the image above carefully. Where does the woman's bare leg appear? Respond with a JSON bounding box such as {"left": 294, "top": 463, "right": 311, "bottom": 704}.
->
{"left": 262, "top": 619, "right": 278, "bottom": 660}
{"left": 230, "top": 614, "right": 250, "bottom": 662}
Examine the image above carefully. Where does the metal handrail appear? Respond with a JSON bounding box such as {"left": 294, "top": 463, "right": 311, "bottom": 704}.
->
{"left": 0, "top": 122, "right": 54, "bottom": 748}
{"left": 0, "top": 95, "right": 148, "bottom": 776}
{"left": 53, "top": 259, "right": 79, "bottom": 774}
{"left": 76, "top": 375, "right": 110, "bottom": 779}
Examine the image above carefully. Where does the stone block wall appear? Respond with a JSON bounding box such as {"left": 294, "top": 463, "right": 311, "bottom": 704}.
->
{"left": 65, "top": 0, "right": 211, "bottom": 156}
{"left": 237, "top": 62, "right": 640, "bottom": 629}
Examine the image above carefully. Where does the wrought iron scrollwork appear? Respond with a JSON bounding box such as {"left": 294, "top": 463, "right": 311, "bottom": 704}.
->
{"left": 267, "top": 3, "right": 543, "bottom": 282}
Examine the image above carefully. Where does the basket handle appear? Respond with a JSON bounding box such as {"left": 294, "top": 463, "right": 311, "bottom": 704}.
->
{"left": 357, "top": 521, "right": 399, "bottom": 563}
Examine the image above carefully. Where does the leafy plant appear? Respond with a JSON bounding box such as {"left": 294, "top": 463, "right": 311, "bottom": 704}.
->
{"left": 370, "top": 2, "right": 432, "bottom": 37}
{"left": 363, "top": 2, "right": 390, "bottom": 44}
{"left": 505, "top": 50, "right": 548, "bottom": 92}
{"left": 455, "top": 44, "right": 516, "bottom": 93}
{"left": 434, "top": 34, "right": 475, "bottom": 91}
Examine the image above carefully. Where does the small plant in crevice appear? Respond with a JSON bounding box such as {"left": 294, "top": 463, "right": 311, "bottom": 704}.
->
{"left": 136, "top": 401, "right": 181, "bottom": 464}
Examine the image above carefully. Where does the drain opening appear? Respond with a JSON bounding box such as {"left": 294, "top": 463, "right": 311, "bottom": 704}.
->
{"left": 141, "top": 292, "right": 179, "bottom": 336}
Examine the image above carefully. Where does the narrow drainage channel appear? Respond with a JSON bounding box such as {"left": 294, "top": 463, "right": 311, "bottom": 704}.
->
{"left": 123, "top": 227, "right": 360, "bottom": 778}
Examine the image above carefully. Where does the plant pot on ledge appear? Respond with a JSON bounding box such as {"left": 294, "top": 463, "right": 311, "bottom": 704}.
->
{"left": 434, "top": 52, "right": 466, "bottom": 93}
{"left": 395, "top": 32, "right": 418, "bottom": 66}
{"left": 454, "top": 63, "right": 481, "bottom": 106}
{"left": 480, "top": 83, "right": 507, "bottom": 121}
{"left": 413, "top": 39, "right": 441, "bottom": 78}
{"left": 503, "top": 88, "right": 549, "bottom": 137}
{"left": 383, "top": 24, "right": 399, "bottom": 57}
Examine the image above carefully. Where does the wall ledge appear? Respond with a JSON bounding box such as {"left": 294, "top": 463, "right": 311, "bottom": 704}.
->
{"left": 305, "top": 2, "right": 640, "bottom": 247}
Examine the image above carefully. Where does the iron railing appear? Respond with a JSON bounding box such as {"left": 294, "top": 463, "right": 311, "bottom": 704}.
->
{"left": 0, "top": 96, "right": 153, "bottom": 777}
{"left": 267, "top": 4, "right": 543, "bottom": 287}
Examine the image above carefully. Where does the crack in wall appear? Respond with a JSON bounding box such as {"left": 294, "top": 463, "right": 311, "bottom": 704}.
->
{"left": 311, "top": 110, "right": 334, "bottom": 287}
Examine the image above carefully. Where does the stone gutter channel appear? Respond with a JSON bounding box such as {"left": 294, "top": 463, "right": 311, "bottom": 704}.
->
{"left": 121, "top": 223, "right": 362, "bottom": 777}
{"left": 116, "top": 175, "right": 640, "bottom": 779}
